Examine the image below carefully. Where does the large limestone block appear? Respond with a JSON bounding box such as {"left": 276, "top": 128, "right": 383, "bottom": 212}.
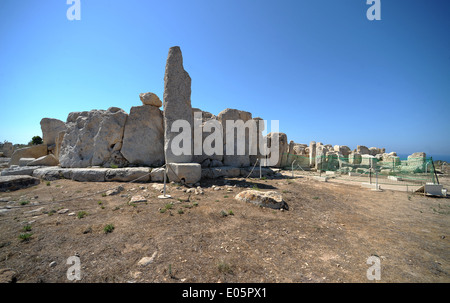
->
{"left": 150, "top": 167, "right": 165, "bottom": 182}
{"left": 264, "top": 132, "right": 288, "bottom": 168}
{"left": 163, "top": 46, "right": 193, "bottom": 164}
{"left": 218, "top": 108, "right": 253, "bottom": 167}
{"left": 9, "top": 144, "right": 47, "bottom": 166}
{"left": 348, "top": 152, "right": 362, "bottom": 165}
{"left": 235, "top": 190, "right": 289, "bottom": 210}
{"left": 19, "top": 158, "right": 36, "bottom": 167}
{"left": 407, "top": 152, "right": 426, "bottom": 171}
{"left": 55, "top": 131, "right": 65, "bottom": 159}
{"left": 357, "top": 145, "right": 370, "bottom": 155}
{"left": 167, "top": 163, "right": 201, "bottom": 184}
{"left": 105, "top": 167, "right": 151, "bottom": 182}
{"left": 121, "top": 105, "right": 165, "bottom": 167}
{"left": 59, "top": 107, "right": 128, "bottom": 168}
{"left": 27, "top": 154, "right": 59, "bottom": 166}
{"left": 192, "top": 108, "right": 223, "bottom": 165}
{"left": 40, "top": 118, "right": 67, "bottom": 146}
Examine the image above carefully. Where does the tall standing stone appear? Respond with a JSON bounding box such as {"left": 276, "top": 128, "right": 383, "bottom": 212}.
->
{"left": 309, "top": 141, "right": 316, "bottom": 168}
{"left": 163, "top": 46, "right": 193, "bottom": 163}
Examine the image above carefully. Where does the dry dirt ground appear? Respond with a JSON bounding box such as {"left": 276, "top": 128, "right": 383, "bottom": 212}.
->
{"left": 0, "top": 173, "right": 449, "bottom": 283}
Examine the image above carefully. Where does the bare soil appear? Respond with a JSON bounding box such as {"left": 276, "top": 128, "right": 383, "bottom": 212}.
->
{"left": 0, "top": 174, "right": 449, "bottom": 283}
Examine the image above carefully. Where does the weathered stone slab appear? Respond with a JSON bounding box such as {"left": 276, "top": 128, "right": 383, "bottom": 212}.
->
{"left": 32, "top": 167, "right": 72, "bottom": 180}
{"left": 0, "top": 175, "right": 41, "bottom": 192}
{"left": 27, "top": 154, "right": 59, "bottom": 167}
{"left": 105, "top": 167, "right": 151, "bottom": 182}
{"left": 9, "top": 145, "right": 47, "bottom": 166}
{"left": 235, "top": 190, "right": 288, "bottom": 210}
{"left": 1, "top": 166, "right": 43, "bottom": 177}
{"left": 19, "top": 158, "right": 36, "bottom": 167}
{"left": 71, "top": 168, "right": 109, "bottom": 182}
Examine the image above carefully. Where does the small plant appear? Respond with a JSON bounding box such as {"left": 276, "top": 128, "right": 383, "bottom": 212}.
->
{"left": 129, "top": 203, "right": 137, "bottom": 208}
{"left": 261, "top": 176, "right": 267, "bottom": 180}
{"left": 103, "top": 224, "right": 115, "bottom": 234}
{"left": 101, "top": 193, "right": 107, "bottom": 197}
{"left": 193, "top": 202, "right": 198, "bottom": 207}
{"left": 46, "top": 181, "right": 51, "bottom": 186}
{"left": 98, "top": 201, "right": 103, "bottom": 205}
{"left": 178, "top": 208, "right": 184, "bottom": 215}
{"left": 164, "top": 203, "right": 173, "bottom": 210}
{"left": 220, "top": 210, "right": 228, "bottom": 217}
{"left": 251, "top": 184, "right": 260, "bottom": 191}
{"left": 55, "top": 185, "right": 61, "bottom": 188}
{"left": 110, "top": 164, "right": 119, "bottom": 169}
{"left": 218, "top": 260, "right": 233, "bottom": 274}
{"left": 228, "top": 210, "right": 234, "bottom": 216}
{"left": 113, "top": 206, "right": 121, "bottom": 211}
{"left": 20, "top": 200, "right": 30, "bottom": 206}
{"left": 224, "top": 195, "right": 229, "bottom": 198}
{"left": 183, "top": 204, "right": 193, "bottom": 209}
{"left": 77, "top": 211, "right": 88, "bottom": 219}
{"left": 282, "top": 190, "right": 289, "bottom": 193}
{"left": 168, "top": 264, "right": 174, "bottom": 278}
{"left": 312, "top": 196, "right": 319, "bottom": 200}
{"left": 23, "top": 225, "right": 32, "bottom": 232}
{"left": 159, "top": 208, "right": 167, "bottom": 213}
{"left": 19, "top": 233, "right": 33, "bottom": 242}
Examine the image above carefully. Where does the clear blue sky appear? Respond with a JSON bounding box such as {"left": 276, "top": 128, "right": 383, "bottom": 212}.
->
{"left": 1, "top": 0, "right": 449, "bottom": 157}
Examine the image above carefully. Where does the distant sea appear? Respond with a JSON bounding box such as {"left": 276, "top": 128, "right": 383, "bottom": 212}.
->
{"left": 397, "top": 154, "right": 450, "bottom": 163}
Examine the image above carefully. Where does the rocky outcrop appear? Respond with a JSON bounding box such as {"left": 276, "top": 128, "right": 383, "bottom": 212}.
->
{"left": 163, "top": 46, "right": 193, "bottom": 164}
{"left": 59, "top": 107, "right": 128, "bottom": 168}
{"left": 121, "top": 105, "right": 164, "bottom": 167}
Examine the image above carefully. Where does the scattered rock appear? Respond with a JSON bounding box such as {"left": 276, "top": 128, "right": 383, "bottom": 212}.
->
{"left": 57, "top": 209, "right": 69, "bottom": 214}
{"left": 49, "top": 261, "right": 57, "bottom": 268}
{"left": 0, "top": 175, "right": 40, "bottom": 193}
{"left": 106, "top": 186, "right": 124, "bottom": 196}
{"left": 139, "top": 92, "right": 162, "bottom": 107}
{"left": 130, "top": 195, "right": 147, "bottom": 203}
{"left": 235, "top": 190, "right": 289, "bottom": 210}
{"left": 138, "top": 251, "right": 158, "bottom": 266}
{"left": 27, "top": 154, "right": 59, "bottom": 167}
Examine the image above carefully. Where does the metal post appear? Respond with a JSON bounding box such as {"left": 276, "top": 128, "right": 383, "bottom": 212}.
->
{"left": 259, "top": 158, "right": 262, "bottom": 179}
{"left": 158, "top": 165, "right": 171, "bottom": 199}
{"left": 291, "top": 160, "right": 296, "bottom": 178}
